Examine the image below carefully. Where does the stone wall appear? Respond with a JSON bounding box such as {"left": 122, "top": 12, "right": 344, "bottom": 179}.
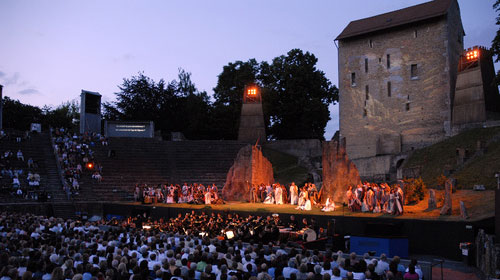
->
{"left": 321, "top": 139, "right": 361, "bottom": 203}
{"left": 338, "top": 4, "right": 464, "bottom": 163}
{"left": 352, "top": 155, "right": 393, "bottom": 181}
{"left": 264, "top": 139, "right": 322, "bottom": 159}
{"left": 222, "top": 145, "right": 274, "bottom": 201}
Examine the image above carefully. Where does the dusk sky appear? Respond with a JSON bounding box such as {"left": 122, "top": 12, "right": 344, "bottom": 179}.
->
{"left": 0, "top": 0, "right": 497, "bottom": 139}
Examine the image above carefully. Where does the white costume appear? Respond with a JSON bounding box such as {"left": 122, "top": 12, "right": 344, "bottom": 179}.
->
{"left": 321, "top": 198, "right": 335, "bottom": 212}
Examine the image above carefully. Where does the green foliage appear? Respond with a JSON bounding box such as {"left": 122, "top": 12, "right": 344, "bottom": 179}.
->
{"left": 2, "top": 96, "right": 43, "bottom": 130}
{"left": 2, "top": 97, "right": 79, "bottom": 131}
{"left": 404, "top": 127, "right": 500, "bottom": 189}
{"left": 492, "top": 1, "right": 500, "bottom": 84}
{"left": 42, "top": 100, "right": 80, "bottom": 130}
{"left": 213, "top": 49, "right": 338, "bottom": 140}
{"left": 212, "top": 59, "right": 260, "bottom": 140}
{"left": 261, "top": 147, "right": 309, "bottom": 187}
{"left": 105, "top": 48, "right": 337, "bottom": 140}
{"left": 260, "top": 49, "right": 338, "bottom": 139}
{"left": 403, "top": 177, "right": 427, "bottom": 205}
{"left": 103, "top": 69, "right": 216, "bottom": 139}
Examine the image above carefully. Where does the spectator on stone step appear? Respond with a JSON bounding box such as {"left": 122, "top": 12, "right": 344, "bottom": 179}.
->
{"left": 17, "top": 150, "right": 24, "bottom": 161}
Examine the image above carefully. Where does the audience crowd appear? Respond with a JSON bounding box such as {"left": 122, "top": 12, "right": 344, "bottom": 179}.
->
{"left": 52, "top": 128, "right": 105, "bottom": 199}
{"left": 0, "top": 130, "right": 48, "bottom": 201}
{"left": 0, "top": 211, "right": 423, "bottom": 280}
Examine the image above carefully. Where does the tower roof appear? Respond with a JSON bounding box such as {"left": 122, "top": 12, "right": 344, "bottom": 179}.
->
{"left": 336, "top": 0, "right": 453, "bottom": 40}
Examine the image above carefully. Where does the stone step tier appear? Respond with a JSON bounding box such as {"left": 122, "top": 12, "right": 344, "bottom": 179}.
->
{"left": 81, "top": 138, "right": 246, "bottom": 202}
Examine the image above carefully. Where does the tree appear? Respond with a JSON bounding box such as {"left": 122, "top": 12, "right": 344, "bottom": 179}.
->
{"left": 2, "top": 96, "right": 43, "bottom": 130}
{"left": 260, "top": 49, "right": 338, "bottom": 139}
{"left": 104, "top": 70, "right": 215, "bottom": 139}
{"left": 42, "top": 100, "right": 80, "bottom": 130}
{"left": 212, "top": 59, "right": 260, "bottom": 139}
{"left": 213, "top": 49, "right": 338, "bottom": 140}
{"left": 492, "top": 1, "right": 500, "bottom": 84}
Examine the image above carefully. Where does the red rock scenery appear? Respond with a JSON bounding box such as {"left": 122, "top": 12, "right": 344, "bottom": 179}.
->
{"left": 222, "top": 144, "right": 274, "bottom": 201}
{"left": 321, "top": 138, "right": 361, "bottom": 203}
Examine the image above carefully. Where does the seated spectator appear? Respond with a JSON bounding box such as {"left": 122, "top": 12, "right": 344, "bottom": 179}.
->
{"left": 27, "top": 158, "right": 34, "bottom": 168}
{"left": 13, "top": 176, "right": 21, "bottom": 188}
{"left": 17, "top": 150, "right": 24, "bottom": 161}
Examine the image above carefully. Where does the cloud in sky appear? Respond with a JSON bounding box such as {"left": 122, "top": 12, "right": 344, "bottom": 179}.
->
{"left": 18, "top": 88, "right": 41, "bottom": 95}
{"left": 0, "top": 72, "right": 20, "bottom": 86}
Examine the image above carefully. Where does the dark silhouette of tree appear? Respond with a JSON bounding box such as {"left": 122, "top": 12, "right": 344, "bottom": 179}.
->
{"left": 213, "top": 49, "right": 338, "bottom": 140}
{"left": 492, "top": 1, "right": 500, "bottom": 84}
{"left": 103, "top": 69, "right": 214, "bottom": 139}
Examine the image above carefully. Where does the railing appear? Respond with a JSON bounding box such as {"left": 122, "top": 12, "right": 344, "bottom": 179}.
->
{"left": 49, "top": 127, "right": 69, "bottom": 201}
{"left": 430, "top": 259, "right": 444, "bottom": 280}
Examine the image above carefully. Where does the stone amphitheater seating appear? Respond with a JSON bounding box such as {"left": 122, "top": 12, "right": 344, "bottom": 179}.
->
{"left": 0, "top": 131, "right": 62, "bottom": 202}
{"left": 80, "top": 138, "right": 246, "bottom": 202}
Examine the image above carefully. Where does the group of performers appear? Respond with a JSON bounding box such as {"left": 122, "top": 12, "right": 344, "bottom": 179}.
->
{"left": 134, "top": 210, "right": 324, "bottom": 244}
{"left": 346, "top": 182, "right": 404, "bottom": 215}
{"left": 135, "top": 183, "right": 224, "bottom": 205}
{"left": 250, "top": 182, "right": 335, "bottom": 212}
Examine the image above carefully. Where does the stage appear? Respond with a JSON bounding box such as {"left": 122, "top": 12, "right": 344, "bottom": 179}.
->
{"left": 101, "top": 199, "right": 494, "bottom": 261}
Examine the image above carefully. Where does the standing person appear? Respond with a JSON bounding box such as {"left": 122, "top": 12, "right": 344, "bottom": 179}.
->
{"left": 275, "top": 184, "right": 283, "bottom": 205}
{"left": 290, "top": 182, "right": 299, "bottom": 205}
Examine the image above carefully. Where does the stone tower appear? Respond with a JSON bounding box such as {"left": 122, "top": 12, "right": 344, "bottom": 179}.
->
{"left": 238, "top": 85, "right": 266, "bottom": 144}
{"left": 336, "top": 0, "right": 464, "bottom": 180}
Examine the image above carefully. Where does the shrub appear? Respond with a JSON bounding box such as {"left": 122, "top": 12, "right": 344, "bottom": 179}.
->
{"left": 436, "top": 174, "right": 448, "bottom": 189}
{"left": 403, "top": 177, "right": 427, "bottom": 205}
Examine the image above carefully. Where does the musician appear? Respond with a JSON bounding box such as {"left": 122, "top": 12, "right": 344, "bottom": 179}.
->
{"left": 288, "top": 215, "right": 298, "bottom": 230}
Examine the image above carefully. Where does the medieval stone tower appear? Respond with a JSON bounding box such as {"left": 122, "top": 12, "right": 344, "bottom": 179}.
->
{"left": 336, "top": 0, "right": 465, "bottom": 180}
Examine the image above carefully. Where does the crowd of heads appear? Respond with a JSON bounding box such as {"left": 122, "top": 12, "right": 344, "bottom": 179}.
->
{"left": 0, "top": 130, "right": 47, "bottom": 201}
{"left": 0, "top": 211, "right": 423, "bottom": 280}
{"left": 52, "top": 128, "right": 106, "bottom": 199}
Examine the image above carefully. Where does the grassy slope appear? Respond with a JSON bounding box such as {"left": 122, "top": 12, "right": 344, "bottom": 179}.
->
{"left": 403, "top": 127, "right": 500, "bottom": 189}
{"left": 261, "top": 147, "right": 309, "bottom": 186}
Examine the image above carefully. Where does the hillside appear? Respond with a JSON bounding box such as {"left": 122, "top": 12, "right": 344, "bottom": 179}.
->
{"left": 261, "top": 147, "right": 310, "bottom": 186}
{"left": 403, "top": 127, "right": 500, "bottom": 189}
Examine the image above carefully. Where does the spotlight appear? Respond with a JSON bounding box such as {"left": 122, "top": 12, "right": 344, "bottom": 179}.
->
{"left": 86, "top": 163, "right": 94, "bottom": 169}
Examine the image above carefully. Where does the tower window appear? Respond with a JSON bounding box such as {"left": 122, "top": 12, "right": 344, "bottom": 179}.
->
{"left": 387, "top": 81, "right": 391, "bottom": 97}
{"left": 411, "top": 64, "right": 418, "bottom": 79}
{"left": 365, "top": 58, "right": 368, "bottom": 73}
{"left": 414, "top": 30, "right": 418, "bottom": 38}
{"left": 365, "top": 85, "right": 369, "bottom": 100}
{"left": 369, "top": 39, "right": 373, "bottom": 48}
{"left": 406, "top": 103, "right": 410, "bottom": 111}
{"left": 387, "top": 54, "right": 391, "bottom": 69}
{"left": 363, "top": 108, "right": 368, "bottom": 117}
{"left": 351, "top": 72, "right": 356, "bottom": 86}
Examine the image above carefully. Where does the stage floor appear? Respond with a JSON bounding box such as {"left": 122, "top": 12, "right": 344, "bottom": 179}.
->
{"left": 114, "top": 189, "right": 494, "bottom": 221}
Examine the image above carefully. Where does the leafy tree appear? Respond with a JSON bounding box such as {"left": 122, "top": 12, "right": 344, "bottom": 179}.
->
{"left": 213, "top": 49, "right": 338, "bottom": 140}
{"left": 42, "top": 100, "right": 80, "bottom": 130}
{"left": 2, "top": 96, "right": 43, "bottom": 130}
{"left": 212, "top": 59, "right": 260, "bottom": 139}
{"left": 104, "top": 70, "right": 215, "bottom": 139}
{"left": 492, "top": 0, "right": 500, "bottom": 84}
{"left": 260, "top": 49, "right": 338, "bottom": 139}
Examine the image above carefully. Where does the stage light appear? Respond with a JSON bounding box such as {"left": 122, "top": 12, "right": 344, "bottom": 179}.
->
{"left": 247, "top": 88, "right": 257, "bottom": 96}
{"left": 225, "top": 230, "right": 235, "bottom": 239}
{"left": 86, "top": 163, "right": 94, "bottom": 169}
{"left": 466, "top": 50, "right": 479, "bottom": 61}
{"left": 142, "top": 225, "right": 151, "bottom": 230}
